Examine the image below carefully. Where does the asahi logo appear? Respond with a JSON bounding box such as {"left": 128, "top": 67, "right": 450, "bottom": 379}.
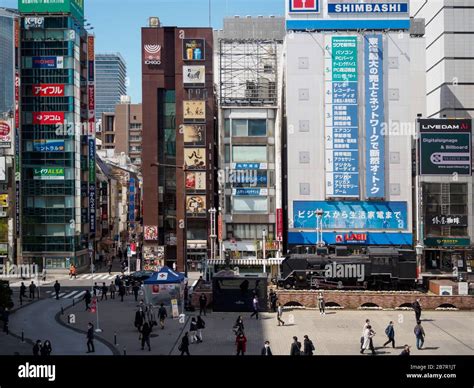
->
{"left": 144, "top": 44, "right": 161, "bottom": 65}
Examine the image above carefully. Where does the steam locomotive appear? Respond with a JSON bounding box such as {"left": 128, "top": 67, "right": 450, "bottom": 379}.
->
{"left": 275, "top": 247, "right": 417, "bottom": 291}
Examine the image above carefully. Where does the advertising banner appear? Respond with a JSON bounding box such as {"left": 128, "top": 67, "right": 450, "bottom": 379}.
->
{"left": 289, "top": 0, "right": 320, "bottom": 13}
{"left": 183, "top": 101, "right": 206, "bottom": 122}
{"left": 143, "top": 43, "right": 162, "bottom": 66}
{"left": 276, "top": 208, "right": 283, "bottom": 242}
{"left": 0, "top": 194, "right": 8, "bottom": 207}
{"left": 33, "top": 84, "right": 65, "bottom": 97}
{"left": 186, "top": 195, "right": 207, "bottom": 216}
{"left": 232, "top": 163, "right": 268, "bottom": 170}
{"left": 25, "top": 16, "right": 44, "bottom": 29}
{"left": 32, "top": 56, "right": 63, "bottom": 69}
{"left": 328, "top": 2, "right": 408, "bottom": 14}
{"left": 89, "top": 138, "right": 96, "bottom": 234}
{"left": 144, "top": 226, "right": 158, "bottom": 241}
{"left": 365, "top": 34, "right": 385, "bottom": 198}
{"left": 232, "top": 188, "right": 268, "bottom": 196}
{"left": 293, "top": 201, "right": 407, "bottom": 230}
{"left": 183, "top": 39, "right": 205, "bottom": 61}
{"left": 0, "top": 121, "right": 11, "bottom": 148}
{"left": 33, "top": 112, "right": 64, "bottom": 125}
{"left": 33, "top": 139, "right": 65, "bottom": 152}
{"left": 33, "top": 168, "right": 65, "bottom": 180}
{"left": 186, "top": 172, "right": 206, "bottom": 191}
{"left": 183, "top": 66, "right": 205, "bottom": 87}
{"left": 183, "top": 124, "right": 205, "bottom": 145}
{"left": 19, "top": 0, "right": 84, "bottom": 22}
{"left": 424, "top": 237, "right": 470, "bottom": 247}
{"left": 184, "top": 148, "right": 206, "bottom": 170}
{"left": 325, "top": 35, "right": 359, "bottom": 198}
{"left": 15, "top": 72, "right": 20, "bottom": 128}
{"left": 427, "top": 215, "right": 468, "bottom": 227}
{"left": 0, "top": 158, "right": 5, "bottom": 181}
{"left": 232, "top": 171, "right": 268, "bottom": 187}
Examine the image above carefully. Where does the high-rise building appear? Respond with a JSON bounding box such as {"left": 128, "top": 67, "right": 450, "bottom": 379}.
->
{"left": 284, "top": 1, "right": 425, "bottom": 257}
{"left": 18, "top": 0, "right": 93, "bottom": 271}
{"left": 0, "top": 8, "right": 17, "bottom": 115}
{"left": 98, "top": 97, "right": 143, "bottom": 168}
{"left": 141, "top": 19, "right": 216, "bottom": 273}
{"left": 95, "top": 53, "right": 127, "bottom": 121}
{"left": 213, "top": 16, "right": 285, "bottom": 275}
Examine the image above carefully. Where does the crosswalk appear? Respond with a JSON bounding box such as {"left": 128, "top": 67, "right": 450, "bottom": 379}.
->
{"left": 45, "top": 290, "right": 87, "bottom": 300}
{"left": 77, "top": 273, "right": 119, "bottom": 281}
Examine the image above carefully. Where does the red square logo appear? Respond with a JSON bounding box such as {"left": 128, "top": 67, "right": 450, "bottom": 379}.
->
{"left": 290, "top": 0, "right": 319, "bottom": 12}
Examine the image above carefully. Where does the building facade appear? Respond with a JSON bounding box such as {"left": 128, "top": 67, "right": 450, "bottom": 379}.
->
{"left": 95, "top": 53, "right": 127, "bottom": 121}
{"left": 18, "top": 0, "right": 93, "bottom": 271}
{"left": 213, "top": 16, "right": 285, "bottom": 274}
{"left": 284, "top": 1, "right": 426, "bottom": 256}
{"left": 141, "top": 19, "right": 216, "bottom": 272}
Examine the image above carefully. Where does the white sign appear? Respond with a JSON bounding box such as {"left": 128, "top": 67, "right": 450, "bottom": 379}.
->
{"left": 439, "top": 286, "right": 453, "bottom": 296}
{"left": 171, "top": 299, "right": 179, "bottom": 319}
{"left": 183, "top": 66, "right": 205, "bottom": 86}
{"left": 158, "top": 272, "right": 168, "bottom": 281}
{"left": 458, "top": 282, "right": 468, "bottom": 295}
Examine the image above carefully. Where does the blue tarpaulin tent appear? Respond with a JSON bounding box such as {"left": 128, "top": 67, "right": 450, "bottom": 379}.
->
{"left": 144, "top": 266, "right": 186, "bottom": 284}
{"left": 143, "top": 267, "right": 186, "bottom": 309}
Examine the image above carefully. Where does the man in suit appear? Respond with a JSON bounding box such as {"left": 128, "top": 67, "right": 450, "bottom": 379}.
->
{"left": 261, "top": 340, "right": 273, "bottom": 356}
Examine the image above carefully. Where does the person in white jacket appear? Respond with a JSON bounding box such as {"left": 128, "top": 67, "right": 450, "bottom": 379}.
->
{"left": 360, "top": 325, "right": 376, "bottom": 355}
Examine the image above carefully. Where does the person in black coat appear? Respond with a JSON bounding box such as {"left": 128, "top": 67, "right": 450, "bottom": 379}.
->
{"left": 179, "top": 333, "right": 190, "bottom": 355}
{"left": 134, "top": 309, "right": 144, "bottom": 331}
{"left": 53, "top": 281, "right": 61, "bottom": 300}
{"left": 199, "top": 293, "right": 207, "bottom": 316}
{"left": 233, "top": 316, "right": 244, "bottom": 335}
{"left": 86, "top": 322, "right": 95, "bottom": 353}
{"left": 101, "top": 283, "right": 108, "bottom": 301}
{"left": 40, "top": 340, "right": 52, "bottom": 356}
{"left": 413, "top": 299, "right": 422, "bottom": 322}
{"left": 303, "top": 335, "right": 315, "bottom": 355}
{"left": 132, "top": 282, "right": 140, "bottom": 302}
{"left": 83, "top": 290, "right": 92, "bottom": 311}
{"left": 290, "top": 336, "right": 302, "bottom": 356}
{"left": 140, "top": 322, "right": 152, "bottom": 351}
{"left": 33, "top": 340, "right": 42, "bottom": 356}
{"left": 119, "top": 284, "right": 126, "bottom": 302}
{"left": 261, "top": 341, "right": 273, "bottom": 356}
{"left": 2, "top": 308, "right": 9, "bottom": 334}
{"left": 400, "top": 344, "right": 411, "bottom": 355}
{"left": 19, "top": 282, "right": 27, "bottom": 304}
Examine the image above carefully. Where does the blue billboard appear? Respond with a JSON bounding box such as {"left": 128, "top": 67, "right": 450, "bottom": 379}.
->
{"left": 33, "top": 139, "right": 65, "bottom": 152}
{"left": 293, "top": 201, "right": 407, "bottom": 230}
{"left": 365, "top": 34, "right": 385, "bottom": 199}
{"left": 32, "top": 56, "right": 63, "bottom": 69}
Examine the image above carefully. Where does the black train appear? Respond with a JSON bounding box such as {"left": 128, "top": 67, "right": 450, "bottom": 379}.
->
{"left": 276, "top": 247, "right": 417, "bottom": 291}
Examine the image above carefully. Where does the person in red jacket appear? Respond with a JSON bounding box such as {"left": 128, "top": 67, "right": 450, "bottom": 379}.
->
{"left": 235, "top": 332, "right": 247, "bottom": 356}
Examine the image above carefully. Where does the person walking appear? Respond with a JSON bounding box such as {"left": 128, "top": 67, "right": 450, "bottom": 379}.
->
{"left": 261, "top": 341, "right": 273, "bottom": 356}
{"left": 69, "top": 264, "right": 77, "bottom": 280}
{"left": 158, "top": 303, "right": 168, "bottom": 329}
{"left": 196, "top": 315, "right": 205, "bottom": 343}
{"left": 109, "top": 281, "right": 116, "bottom": 299}
{"left": 303, "top": 335, "right": 315, "bottom": 356}
{"left": 290, "top": 336, "right": 302, "bottom": 356}
{"left": 361, "top": 319, "right": 370, "bottom": 349}
{"left": 33, "top": 340, "right": 42, "bottom": 356}
{"left": 250, "top": 295, "right": 259, "bottom": 320}
{"left": 189, "top": 317, "right": 199, "bottom": 344}
{"left": 269, "top": 290, "right": 278, "bottom": 312}
{"left": 53, "top": 281, "right": 61, "bottom": 300}
{"left": 199, "top": 293, "right": 207, "bottom": 316}
{"left": 29, "top": 281, "right": 37, "bottom": 299}
{"left": 118, "top": 283, "right": 126, "bottom": 302}
{"left": 134, "top": 308, "right": 144, "bottom": 332}
{"left": 86, "top": 322, "right": 95, "bottom": 353}
{"left": 414, "top": 320, "right": 425, "bottom": 350}
{"left": 140, "top": 322, "right": 152, "bottom": 351}
{"left": 132, "top": 282, "right": 140, "bottom": 302}
{"left": 277, "top": 303, "right": 285, "bottom": 326}
{"left": 360, "top": 325, "right": 376, "bottom": 355}
{"left": 235, "top": 332, "right": 247, "bottom": 355}
{"left": 413, "top": 299, "right": 422, "bottom": 322}
{"left": 19, "top": 282, "right": 27, "bottom": 305}
{"left": 101, "top": 283, "right": 108, "bottom": 301}
{"left": 93, "top": 282, "right": 99, "bottom": 297}
{"left": 2, "top": 308, "right": 9, "bottom": 334}
{"left": 233, "top": 315, "right": 245, "bottom": 335}
{"left": 179, "top": 333, "right": 190, "bottom": 355}
{"left": 83, "top": 290, "right": 92, "bottom": 311}
{"left": 383, "top": 321, "right": 396, "bottom": 348}
{"left": 107, "top": 260, "right": 113, "bottom": 275}
{"left": 318, "top": 292, "right": 326, "bottom": 315}
{"left": 40, "top": 340, "right": 52, "bottom": 356}
{"left": 400, "top": 344, "right": 411, "bottom": 356}
{"left": 114, "top": 275, "right": 121, "bottom": 288}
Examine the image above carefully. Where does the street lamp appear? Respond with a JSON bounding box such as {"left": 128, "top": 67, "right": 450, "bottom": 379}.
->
{"left": 415, "top": 242, "right": 424, "bottom": 284}
{"left": 150, "top": 162, "right": 187, "bottom": 276}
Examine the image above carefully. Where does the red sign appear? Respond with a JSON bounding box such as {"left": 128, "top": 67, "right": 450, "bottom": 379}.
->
{"left": 88, "top": 85, "right": 95, "bottom": 112}
{"left": 0, "top": 122, "right": 10, "bottom": 137}
{"left": 87, "top": 35, "right": 95, "bottom": 61}
{"left": 143, "top": 43, "right": 162, "bottom": 65}
{"left": 15, "top": 73, "right": 20, "bottom": 128}
{"left": 33, "top": 84, "right": 65, "bottom": 97}
{"left": 345, "top": 233, "right": 367, "bottom": 242}
{"left": 33, "top": 112, "right": 64, "bottom": 125}
{"left": 290, "top": 0, "right": 319, "bottom": 12}
{"left": 90, "top": 297, "right": 97, "bottom": 313}
{"left": 14, "top": 19, "right": 19, "bottom": 48}
{"left": 218, "top": 213, "right": 223, "bottom": 242}
{"left": 276, "top": 208, "right": 283, "bottom": 242}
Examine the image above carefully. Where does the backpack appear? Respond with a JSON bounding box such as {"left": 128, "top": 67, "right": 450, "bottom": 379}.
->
{"left": 385, "top": 326, "right": 391, "bottom": 336}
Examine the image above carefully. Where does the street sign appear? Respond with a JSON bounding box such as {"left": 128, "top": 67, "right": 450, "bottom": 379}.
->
{"left": 90, "top": 297, "right": 97, "bottom": 313}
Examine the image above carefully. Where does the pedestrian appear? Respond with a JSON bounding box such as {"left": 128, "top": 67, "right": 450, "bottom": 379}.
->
{"left": 53, "top": 281, "right": 61, "bottom": 300}
{"left": 196, "top": 315, "right": 205, "bottom": 343}
{"left": 114, "top": 275, "right": 121, "bottom": 287}
{"left": 179, "top": 333, "right": 190, "bottom": 355}
{"left": 107, "top": 260, "right": 113, "bottom": 275}
{"left": 383, "top": 321, "right": 396, "bottom": 348}
{"left": 261, "top": 340, "right": 273, "bottom": 356}
{"left": 360, "top": 325, "right": 376, "bottom": 355}
{"left": 277, "top": 302, "right": 285, "bottom": 326}
{"left": 233, "top": 315, "right": 244, "bottom": 335}
{"left": 199, "top": 293, "right": 207, "bottom": 316}
{"left": 400, "top": 344, "right": 411, "bottom": 356}
{"left": 269, "top": 289, "right": 278, "bottom": 312}
{"left": 69, "top": 264, "right": 77, "bottom": 280}
{"left": 414, "top": 320, "right": 425, "bottom": 350}
{"left": 33, "top": 340, "right": 42, "bottom": 356}
{"left": 40, "top": 340, "right": 52, "bottom": 356}
{"left": 361, "top": 319, "right": 370, "bottom": 349}
{"left": 189, "top": 317, "right": 198, "bottom": 343}
{"left": 93, "top": 282, "right": 99, "bottom": 297}
{"left": 235, "top": 332, "right": 247, "bottom": 355}
{"left": 2, "top": 308, "right": 9, "bottom": 334}
{"left": 132, "top": 282, "right": 140, "bottom": 302}
{"left": 250, "top": 295, "right": 259, "bottom": 320}
{"left": 29, "top": 281, "right": 37, "bottom": 299}
{"left": 118, "top": 284, "right": 126, "bottom": 302}
{"left": 109, "top": 281, "right": 116, "bottom": 299}
{"left": 413, "top": 299, "right": 422, "bottom": 322}
{"left": 318, "top": 292, "right": 326, "bottom": 315}
{"left": 83, "top": 290, "right": 92, "bottom": 311}
{"left": 303, "top": 335, "right": 315, "bottom": 356}
{"left": 134, "top": 309, "right": 144, "bottom": 331}
{"left": 158, "top": 303, "right": 168, "bottom": 329}
{"left": 290, "top": 336, "right": 302, "bottom": 356}
{"left": 101, "top": 282, "right": 108, "bottom": 301}
{"left": 86, "top": 322, "right": 95, "bottom": 353}
{"left": 140, "top": 322, "right": 152, "bottom": 351}
{"left": 19, "top": 282, "right": 27, "bottom": 305}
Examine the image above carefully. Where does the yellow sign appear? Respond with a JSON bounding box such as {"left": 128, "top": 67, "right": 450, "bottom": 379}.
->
{"left": 183, "top": 101, "right": 205, "bottom": 121}
{"left": 0, "top": 194, "right": 8, "bottom": 207}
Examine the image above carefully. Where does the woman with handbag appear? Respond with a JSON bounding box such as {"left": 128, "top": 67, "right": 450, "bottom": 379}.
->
{"left": 233, "top": 315, "right": 244, "bottom": 335}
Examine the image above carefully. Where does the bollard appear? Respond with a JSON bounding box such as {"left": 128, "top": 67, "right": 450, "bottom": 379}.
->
{"left": 21, "top": 330, "right": 24, "bottom": 343}
{"left": 114, "top": 332, "right": 117, "bottom": 346}
{"left": 73, "top": 298, "right": 75, "bottom": 307}
{"left": 123, "top": 346, "right": 126, "bottom": 356}
{"left": 61, "top": 306, "right": 64, "bottom": 315}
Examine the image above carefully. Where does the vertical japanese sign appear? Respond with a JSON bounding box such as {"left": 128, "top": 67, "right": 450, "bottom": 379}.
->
{"left": 325, "top": 36, "right": 359, "bottom": 198}
{"left": 365, "top": 34, "right": 385, "bottom": 198}
{"left": 88, "top": 35, "right": 96, "bottom": 234}
{"left": 15, "top": 70, "right": 20, "bottom": 237}
{"left": 276, "top": 208, "right": 283, "bottom": 242}
{"left": 129, "top": 178, "right": 136, "bottom": 228}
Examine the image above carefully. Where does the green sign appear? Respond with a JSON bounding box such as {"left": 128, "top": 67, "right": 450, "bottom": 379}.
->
{"left": 424, "top": 237, "right": 471, "bottom": 247}
{"left": 33, "top": 167, "right": 65, "bottom": 180}
{"left": 332, "top": 36, "right": 358, "bottom": 82}
{"left": 420, "top": 132, "right": 471, "bottom": 175}
{"left": 18, "top": 0, "right": 84, "bottom": 21}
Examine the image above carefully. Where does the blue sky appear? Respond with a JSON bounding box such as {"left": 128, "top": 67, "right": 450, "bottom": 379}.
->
{"left": 5, "top": 0, "right": 285, "bottom": 102}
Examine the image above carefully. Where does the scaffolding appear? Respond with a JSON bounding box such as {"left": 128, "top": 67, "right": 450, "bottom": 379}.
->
{"left": 219, "top": 39, "right": 280, "bottom": 106}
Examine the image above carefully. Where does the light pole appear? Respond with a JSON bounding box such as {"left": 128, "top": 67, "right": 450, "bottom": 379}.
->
{"left": 262, "top": 229, "right": 267, "bottom": 274}
{"left": 150, "top": 162, "right": 187, "bottom": 276}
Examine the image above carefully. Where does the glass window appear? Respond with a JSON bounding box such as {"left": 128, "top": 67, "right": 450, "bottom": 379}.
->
{"left": 233, "top": 146, "right": 267, "bottom": 163}
{"left": 232, "top": 119, "right": 247, "bottom": 136}
{"left": 224, "top": 119, "right": 230, "bottom": 138}
{"left": 248, "top": 119, "right": 267, "bottom": 136}
{"left": 224, "top": 145, "right": 230, "bottom": 163}
{"left": 233, "top": 197, "right": 268, "bottom": 213}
